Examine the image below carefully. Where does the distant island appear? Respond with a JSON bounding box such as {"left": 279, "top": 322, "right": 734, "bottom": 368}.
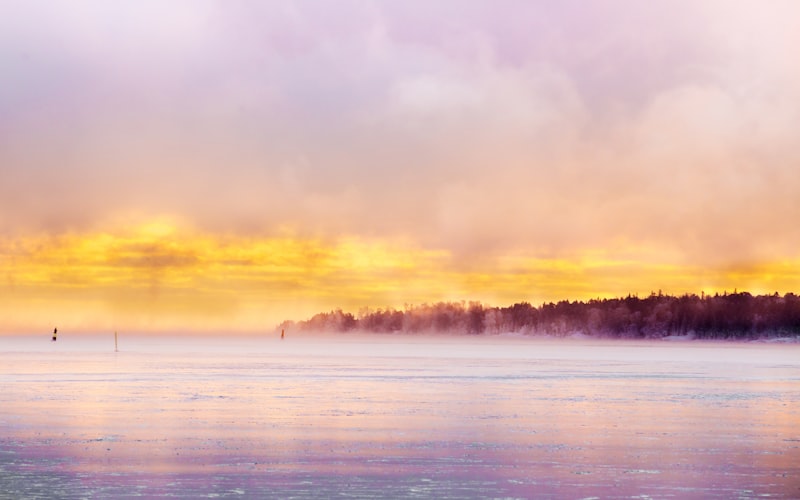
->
{"left": 279, "top": 291, "right": 800, "bottom": 340}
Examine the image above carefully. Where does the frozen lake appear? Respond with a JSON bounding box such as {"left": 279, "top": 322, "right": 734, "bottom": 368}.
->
{"left": 1, "top": 334, "right": 799, "bottom": 498}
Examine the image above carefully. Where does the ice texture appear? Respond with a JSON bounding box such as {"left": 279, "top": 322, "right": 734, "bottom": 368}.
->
{"left": 1, "top": 335, "right": 799, "bottom": 498}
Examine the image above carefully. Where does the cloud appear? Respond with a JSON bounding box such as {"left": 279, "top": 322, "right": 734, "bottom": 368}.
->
{"left": 1, "top": 0, "right": 799, "bottom": 274}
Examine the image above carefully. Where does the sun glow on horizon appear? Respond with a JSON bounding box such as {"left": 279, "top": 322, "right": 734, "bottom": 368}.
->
{"left": 2, "top": 218, "right": 798, "bottom": 334}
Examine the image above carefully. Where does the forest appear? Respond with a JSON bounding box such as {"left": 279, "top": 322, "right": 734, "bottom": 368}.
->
{"left": 279, "top": 292, "right": 800, "bottom": 340}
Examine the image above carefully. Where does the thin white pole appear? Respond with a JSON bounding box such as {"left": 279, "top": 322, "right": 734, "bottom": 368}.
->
{"left": 115, "top": 331, "right": 118, "bottom": 352}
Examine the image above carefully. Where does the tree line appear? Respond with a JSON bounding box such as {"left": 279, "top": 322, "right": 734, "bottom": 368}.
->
{"left": 278, "top": 291, "right": 800, "bottom": 339}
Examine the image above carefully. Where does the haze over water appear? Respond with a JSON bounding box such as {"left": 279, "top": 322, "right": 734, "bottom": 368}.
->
{"left": 4, "top": 3, "right": 800, "bottom": 497}
{"left": 2, "top": 335, "right": 798, "bottom": 498}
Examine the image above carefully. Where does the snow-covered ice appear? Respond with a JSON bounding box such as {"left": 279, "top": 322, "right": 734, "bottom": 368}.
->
{"left": 1, "top": 334, "right": 798, "bottom": 498}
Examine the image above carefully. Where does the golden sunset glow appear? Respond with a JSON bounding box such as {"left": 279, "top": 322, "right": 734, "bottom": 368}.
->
{"left": 2, "top": 217, "right": 798, "bottom": 333}
{"left": 2, "top": 2, "right": 799, "bottom": 333}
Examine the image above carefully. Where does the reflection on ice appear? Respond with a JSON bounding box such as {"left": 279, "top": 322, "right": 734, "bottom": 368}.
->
{"left": 1, "top": 334, "right": 799, "bottom": 498}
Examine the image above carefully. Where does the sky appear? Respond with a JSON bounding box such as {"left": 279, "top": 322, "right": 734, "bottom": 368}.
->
{"left": 2, "top": 1, "right": 799, "bottom": 333}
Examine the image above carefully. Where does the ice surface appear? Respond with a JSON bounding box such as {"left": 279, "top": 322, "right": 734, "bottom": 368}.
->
{"left": 1, "top": 334, "right": 799, "bottom": 498}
